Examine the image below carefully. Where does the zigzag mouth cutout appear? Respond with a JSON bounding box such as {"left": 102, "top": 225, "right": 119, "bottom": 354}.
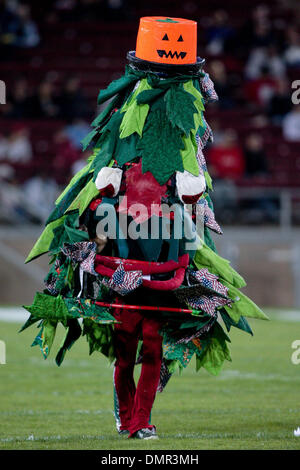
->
{"left": 157, "top": 50, "right": 187, "bottom": 60}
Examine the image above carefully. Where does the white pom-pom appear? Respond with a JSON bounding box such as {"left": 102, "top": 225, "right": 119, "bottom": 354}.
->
{"left": 95, "top": 167, "right": 123, "bottom": 197}
{"left": 176, "top": 170, "right": 206, "bottom": 203}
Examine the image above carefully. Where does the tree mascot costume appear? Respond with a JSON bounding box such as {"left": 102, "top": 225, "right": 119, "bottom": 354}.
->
{"left": 22, "top": 17, "right": 268, "bottom": 440}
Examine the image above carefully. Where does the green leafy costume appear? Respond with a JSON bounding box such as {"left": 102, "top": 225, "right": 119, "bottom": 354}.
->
{"left": 22, "top": 62, "right": 268, "bottom": 391}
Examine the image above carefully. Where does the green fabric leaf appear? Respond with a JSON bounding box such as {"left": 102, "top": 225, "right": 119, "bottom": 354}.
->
{"left": 91, "top": 94, "right": 120, "bottom": 128}
{"left": 119, "top": 100, "right": 149, "bottom": 138}
{"left": 44, "top": 256, "right": 71, "bottom": 294}
{"left": 164, "top": 83, "right": 198, "bottom": 137}
{"left": 24, "top": 293, "right": 69, "bottom": 324}
{"left": 182, "top": 80, "right": 205, "bottom": 133}
{"left": 55, "top": 156, "right": 95, "bottom": 206}
{"left": 49, "top": 211, "right": 88, "bottom": 253}
{"left": 25, "top": 215, "right": 68, "bottom": 263}
{"left": 82, "top": 319, "right": 115, "bottom": 362}
{"left": 91, "top": 110, "right": 124, "bottom": 179}
{"left": 97, "top": 71, "right": 138, "bottom": 106}
{"left": 81, "top": 128, "right": 99, "bottom": 151}
{"left": 196, "top": 323, "right": 231, "bottom": 375}
{"left": 121, "top": 78, "right": 152, "bottom": 110}
{"left": 222, "top": 280, "right": 269, "bottom": 322}
{"left": 204, "top": 225, "right": 217, "bottom": 253}
{"left": 55, "top": 319, "right": 82, "bottom": 366}
{"left": 115, "top": 133, "right": 139, "bottom": 166}
{"left": 204, "top": 170, "right": 213, "bottom": 191}
{"left": 220, "top": 309, "right": 253, "bottom": 336}
{"left": 64, "top": 297, "right": 118, "bottom": 324}
{"left": 19, "top": 313, "right": 40, "bottom": 333}
{"left": 162, "top": 332, "right": 197, "bottom": 368}
{"left": 42, "top": 319, "right": 58, "bottom": 357}
{"left": 119, "top": 79, "right": 151, "bottom": 138}
{"left": 31, "top": 326, "right": 48, "bottom": 359}
{"left": 46, "top": 171, "right": 92, "bottom": 225}
{"left": 183, "top": 80, "right": 205, "bottom": 111}
{"left": 23, "top": 293, "right": 118, "bottom": 325}
{"left": 66, "top": 179, "right": 99, "bottom": 216}
{"left": 136, "top": 88, "right": 165, "bottom": 104}
{"left": 181, "top": 131, "right": 199, "bottom": 176}
{"left": 138, "top": 108, "right": 184, "bottom": 184}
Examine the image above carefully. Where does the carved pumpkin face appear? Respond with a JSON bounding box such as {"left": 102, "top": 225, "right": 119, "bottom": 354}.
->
{"left": 135, "top": 17, "right": 197, "bottom": 65}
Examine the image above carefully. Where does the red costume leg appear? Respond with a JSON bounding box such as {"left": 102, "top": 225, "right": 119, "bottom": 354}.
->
{"left": 113, "top": 308, "right": 142, "bottom": 431}
{"left": 128, "top": 315, "right": 163, "bottom": 437}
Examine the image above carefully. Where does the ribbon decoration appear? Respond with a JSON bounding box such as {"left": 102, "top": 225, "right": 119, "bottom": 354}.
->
{"left": 95, "top": 300, "right": 196, "bottom": 315}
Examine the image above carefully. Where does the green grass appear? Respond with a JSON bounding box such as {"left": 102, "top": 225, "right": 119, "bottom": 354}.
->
{"left": 0, "top": 308, "right": 300, "bottom": 450}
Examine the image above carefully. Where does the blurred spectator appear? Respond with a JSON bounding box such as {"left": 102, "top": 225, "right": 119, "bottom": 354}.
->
{"left": 52, "top": 129, "right": 81, "bottom": 182}
{"left": 282, "top": 105, "right": 300, "bottom": 141}
{"left": 57, "top": 76, "right": 92, "bottom": 120}
{"left": 245, "top": 45, "right": 286, "bottom": 80}
{"left": 3, "top": 77, "right": 31, "bottom": 118}
{"left": 0, "top": 0, "right": 21, "bottom": 52}
{"left": 0, "top": 132, "right": 8, "bottom": 159}
{"left": 209, "top": 60, "right": 235, "bottom": 109}
{"left": 72, "top": 0, "right": 102, "bottom": 21}
{"left": 65, "top": 118, "right": 91, "bottom": 149}
{"left": 205, "top": 9, "right": 235, "bottom": 56}
{"left": 23, "top": 170, "right": 59, "bottom": 223}
{"left": 0, "top": 171, "right": 34, "bottom": 224}
{"left": 0, "top": 1, "right": 39, "bottom": 54}
{"left": 209, "top": 119, "right": 225, "bottom": 146}
{"left": 267, "top": 78, "right": 293, "bottom": 124}
{"left": 241, "top": 133, "right": 278, "bottom": 223}
{"left": 245, "top": 65, "right": 278, "bottom": 107}
{"left": 243, "top": 133, "right": 269, "bottom": 177}
{"left": 104, "top": 0, "right": 127, "bottom": 21}
{"left": 15, "top": 3, "right": 40, "bottom": 48}
{"left": 29, "top": 80, "right": 60, "bottom": 119}
{"left": 207, "top": 128, "right": 245, "bottom": 181}
{"left": 210, "top": 178, "right": 238, "bottom": 224}
{"left": 283, "top": 27, "right": 300, "bottom": 68}
{"left": 239, "top": 5, "right": 274, "bottom": 51}
{"left": 0, "top": 124, "right": 33, "bottom": 164}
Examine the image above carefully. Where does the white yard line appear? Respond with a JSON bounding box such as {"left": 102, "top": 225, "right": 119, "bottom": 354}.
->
{"left": 271, "top": 310, "right": 300, "bottom": 322}
{"left": 0, "top": 307, "right": 27, "bottom": 323}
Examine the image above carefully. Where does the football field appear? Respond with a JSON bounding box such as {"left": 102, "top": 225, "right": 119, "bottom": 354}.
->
{"left": 0, "top": 307, "right": 300, "bottom": 450}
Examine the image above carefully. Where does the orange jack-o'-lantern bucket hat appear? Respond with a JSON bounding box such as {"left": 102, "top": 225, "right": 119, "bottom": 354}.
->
{"left": 127, "top": 16, "right": 205, "bottom": 75}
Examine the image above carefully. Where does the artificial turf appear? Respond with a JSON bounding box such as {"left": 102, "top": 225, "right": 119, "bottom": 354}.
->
{"left": 0, "top": 308, "right": 300, "bottom": 450}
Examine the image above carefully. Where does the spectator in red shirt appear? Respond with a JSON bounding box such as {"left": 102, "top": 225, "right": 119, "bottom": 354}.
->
{"left": 52, "top": 129, "right": 81, "bottom": 184}
{"left": 207, "top": 128, "right": 245, "bottom": 181}
{"left": 244, "top": 65, "right": 278, "bottom": 107}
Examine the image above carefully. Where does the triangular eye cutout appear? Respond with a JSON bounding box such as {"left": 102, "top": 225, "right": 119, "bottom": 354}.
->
{"left": 162, "top": 34, "right": 169, "bottom": 40}
{"left": 177, "top": 35, "right": 183, "bottom": 42}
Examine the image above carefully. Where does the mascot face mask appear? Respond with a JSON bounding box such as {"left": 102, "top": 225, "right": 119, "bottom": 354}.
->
{"left": 135, "top": 16, "right": 197, "bottom": 65}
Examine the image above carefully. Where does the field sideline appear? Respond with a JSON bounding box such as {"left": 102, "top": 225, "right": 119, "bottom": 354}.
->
{"left": 0, "top": 308, "right": 300, "bottom": 450}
